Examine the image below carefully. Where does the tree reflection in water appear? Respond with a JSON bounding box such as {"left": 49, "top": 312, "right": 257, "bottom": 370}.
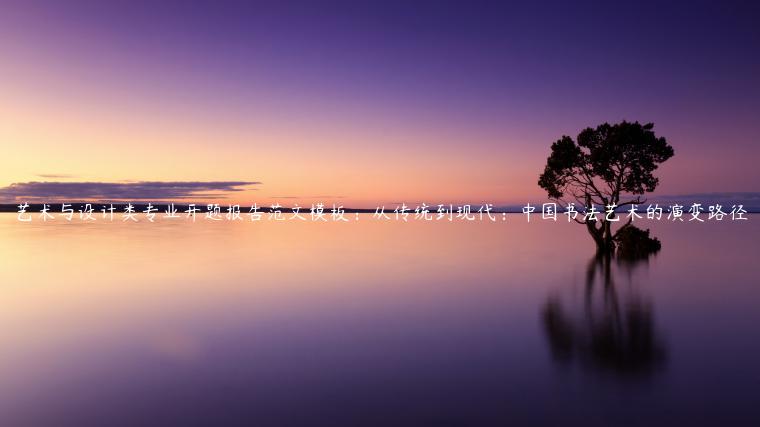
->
{"left": 543, "top": 254, "right": 666, "bottom": 378}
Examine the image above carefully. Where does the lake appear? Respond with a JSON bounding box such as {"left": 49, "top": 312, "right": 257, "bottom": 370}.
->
{"left": 0, "top": 214, "right": 758, "bottom": 426}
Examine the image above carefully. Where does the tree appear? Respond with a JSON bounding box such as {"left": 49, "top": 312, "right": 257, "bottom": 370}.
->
{"left": 538, "top": 121, "right": 674, "bottom": 253}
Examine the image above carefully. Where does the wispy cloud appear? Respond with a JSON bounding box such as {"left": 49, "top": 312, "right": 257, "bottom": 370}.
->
{"left": 37, "top": 173, "right": 78, "bottom": 179}
{"left": 270, "top": 195, "right": 345, "bottom": 199}
{"left": 653, "top": 192, "right": 760, "bottom": 202}
{"left": 0, "top": 181, "right": 260, "bottom": 202}
{"left": 648, "top": 192, "right": 760, "bottom": 211}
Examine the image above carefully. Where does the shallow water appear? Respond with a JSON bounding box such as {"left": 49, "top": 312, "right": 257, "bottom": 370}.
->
{"left": 1, "top": 214, "right": 758, "bottom": 426}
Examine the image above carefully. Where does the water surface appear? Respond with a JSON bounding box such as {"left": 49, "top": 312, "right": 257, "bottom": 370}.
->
{"left": 1, "top": 214, "right": 758, "bottom": 425}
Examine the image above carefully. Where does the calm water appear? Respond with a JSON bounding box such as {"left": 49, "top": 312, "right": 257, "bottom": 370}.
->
{"left": 1, "top": 214, "right": 758, "bottom": 426}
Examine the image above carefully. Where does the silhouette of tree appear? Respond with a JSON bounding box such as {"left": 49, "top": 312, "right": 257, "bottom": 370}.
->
{"left": 538, "top": 121, "right": 674, "bottom": 253}
{"left": 542, "top": 254, "right": 667, "bottom": 377}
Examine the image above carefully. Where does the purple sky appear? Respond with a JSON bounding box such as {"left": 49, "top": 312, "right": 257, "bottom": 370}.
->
{"left": 0, "top": 1, "right": 758, "bottom": 204}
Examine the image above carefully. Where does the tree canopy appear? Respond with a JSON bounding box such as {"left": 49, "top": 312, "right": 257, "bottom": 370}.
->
{"left": 538, "top": 121, "right": 674, "bottom": 252}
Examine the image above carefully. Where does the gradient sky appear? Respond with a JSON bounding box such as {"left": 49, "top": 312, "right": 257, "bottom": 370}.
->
{"left": 1, "top": 1, "right": 758, "bottom": 206}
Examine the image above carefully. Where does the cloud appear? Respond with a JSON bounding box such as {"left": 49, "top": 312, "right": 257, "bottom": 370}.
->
{"left": 653, "top": 192, "right": 760, "bottom": 202}
{"left": 0, "top": 181, "right": 260, "bottom": 202}
{"left": 651, "top": 192, "right": 760, "bottom": 207}
{"left": 270, "top": 195, "right": 345, "bottom": 199}
{"left": 37, "top": 173, "right": 77, "bottom": 179}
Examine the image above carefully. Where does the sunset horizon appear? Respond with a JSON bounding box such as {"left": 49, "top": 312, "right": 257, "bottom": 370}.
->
{"left": 2, "top": 1, "right": 759, "bottom": 426}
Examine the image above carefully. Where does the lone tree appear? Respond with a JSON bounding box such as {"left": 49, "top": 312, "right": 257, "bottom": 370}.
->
{"left": 538, "top": 121, "right": 674, "bottom": 253}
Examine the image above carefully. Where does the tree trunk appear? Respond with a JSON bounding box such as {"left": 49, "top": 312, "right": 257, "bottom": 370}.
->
{"left": 587, "top": 220, "right": 615, "bottom": 254}
{"left": 602, "top": 220, "right": 615, "bottom": 253}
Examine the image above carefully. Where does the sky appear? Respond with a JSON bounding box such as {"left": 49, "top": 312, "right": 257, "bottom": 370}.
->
{"left": 1, "top": 1, "right": 758, "bottom": 207}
